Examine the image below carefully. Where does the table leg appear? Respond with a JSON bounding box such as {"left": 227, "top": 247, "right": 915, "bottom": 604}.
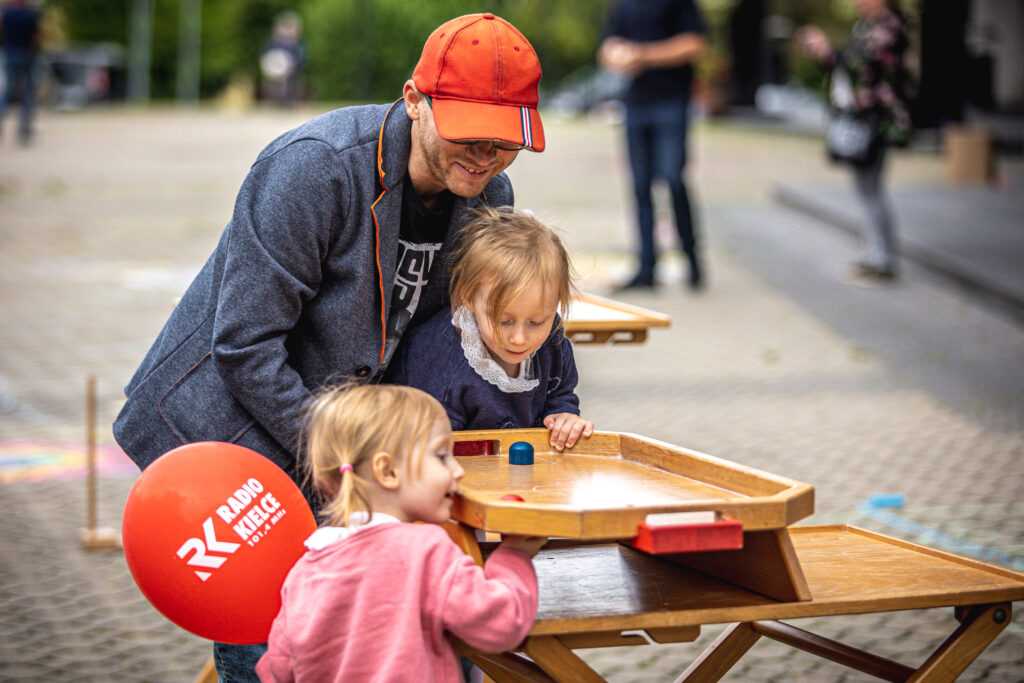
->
{"left": 749, "top": 620, "right": 914, "bottom": 681}
{"left": 674, "top": 623, "right": 760, "bottom": 683}
{"left": 442, "top": 520, "right": 483, "bottom": 565}
{"left": 467, "top": 651, "right": 557, "bottom": 683}
{"left": 193, "top": 655, "right": 217, "bottom": 683}
{"left": 908, "top": 603, "right": 1012, "bottom": 682}
{"left": 522, "top": 635, "right": 606, "bottom": 683}
{"left": 678, "top": 603, "right": 1012, "bottom": 683}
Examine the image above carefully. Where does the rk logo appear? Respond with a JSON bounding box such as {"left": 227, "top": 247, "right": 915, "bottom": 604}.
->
{"left": 176, "top": 517, "right": 241, "bottom": 581}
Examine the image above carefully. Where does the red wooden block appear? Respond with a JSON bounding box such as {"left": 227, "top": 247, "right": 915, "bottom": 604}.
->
{"left": 630, "top": 518, "right": 743, "bottom": 554}
{"left": 454, "top": 440, "right": 496, "bottom": 456}
{"left": 499, "top": 494, "right": 525, "bottom": 502}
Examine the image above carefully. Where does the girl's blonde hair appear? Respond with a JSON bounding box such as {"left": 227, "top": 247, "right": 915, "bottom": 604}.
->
{"left": 301, "top": 383, "right": 448, "bottom": 527}
{"left": 450, "top": 205, "right": 575, "bottom": 334}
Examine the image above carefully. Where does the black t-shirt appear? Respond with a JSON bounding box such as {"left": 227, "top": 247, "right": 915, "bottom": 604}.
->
{"left": 381, "top": 173, "right": 454, "bottom": 368}
{"left": 1, "top": 7, "right": 42, "bottom": 50}
{"left": 604, "top": 0, "right": 706, "bottom": 106}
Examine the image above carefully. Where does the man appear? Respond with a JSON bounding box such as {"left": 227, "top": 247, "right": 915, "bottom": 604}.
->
{"left": 0, "top": 0, "right": 43, "bottom": 145}
{"left": 599, "top": 0, "right": 706, "bottom": 290}
{"left": 113, "top": 13, "right": 544, "bottom": 680}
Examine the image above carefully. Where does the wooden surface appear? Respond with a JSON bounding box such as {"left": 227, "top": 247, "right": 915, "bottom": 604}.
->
{"left": 666, "top": 528, "right": 812, "bottom": 603}
{"left": 452, "top": 429, "right": 814, "bottom": 539}
{"left": 461, "top": 524, "right": 1023, "bottom": 682}
{"left": 520, "top": 525, "right": 1024, "bottom": 637}
{"left": 680, "top": 620, "right": 919, "bottom": 682}
{"left": 563, "top": 293, "right": 670, "bottom": 345}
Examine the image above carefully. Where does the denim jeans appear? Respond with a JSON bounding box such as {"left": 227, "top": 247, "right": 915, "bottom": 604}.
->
{"left": 852, "top": 143, "right": 897, "bottom": 271}
{"left": 624, "top": 99, "right": 697, "bottom": 279}
{"left": 0, "top": 49, "right": 39, "bottom": 142}
{"left": 213, "top": 642, "right": 267, "bottom": 682}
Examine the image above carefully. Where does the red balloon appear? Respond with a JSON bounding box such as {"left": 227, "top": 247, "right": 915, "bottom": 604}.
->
{"left": 122, "top": 442, "right": 316, "bottom": 644}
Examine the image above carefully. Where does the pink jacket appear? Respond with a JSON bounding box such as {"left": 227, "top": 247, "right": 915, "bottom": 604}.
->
{"left": 256, "top": 521, "right": 538, "bottom": 682}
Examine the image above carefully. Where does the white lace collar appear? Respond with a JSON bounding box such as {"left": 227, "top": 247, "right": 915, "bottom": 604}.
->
{"left": 453, "top": 306, "right": 539, "bottom": 394}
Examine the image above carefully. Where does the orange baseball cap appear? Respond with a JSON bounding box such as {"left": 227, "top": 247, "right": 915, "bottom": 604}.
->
{"left": 412, "top": 13, "right": 545, "bottom": 152}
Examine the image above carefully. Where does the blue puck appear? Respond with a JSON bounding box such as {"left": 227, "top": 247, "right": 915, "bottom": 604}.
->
{"left": 868, "top": 493, "right": 906, "bottom": 509}
{"left": 509, "top": 441, "right": 534, "bottom": 466}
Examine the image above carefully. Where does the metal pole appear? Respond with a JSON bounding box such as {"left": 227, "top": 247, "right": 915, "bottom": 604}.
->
{"left": 177, "top": 0, "right": 202, "bottom": 105}
{"left": 85, "top": 374, "right": 97, "bottom": 531}
{"left": 128, "top": 0, "right": 153, "bottom": 102}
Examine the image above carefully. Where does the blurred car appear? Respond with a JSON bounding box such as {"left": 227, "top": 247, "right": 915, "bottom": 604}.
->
{"left": 543, "top": 65, "right": 627, "bottom": 120}
{"left": 46, "top": 42, "right": 126, "bottom": 110}
{"left": 754, "top": 81, "right": 827, "bottom": 129}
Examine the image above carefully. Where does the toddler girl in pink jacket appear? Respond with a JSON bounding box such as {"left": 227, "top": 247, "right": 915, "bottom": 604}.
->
{"left": 256, "top": 384, "right": 546, "bottom": 682}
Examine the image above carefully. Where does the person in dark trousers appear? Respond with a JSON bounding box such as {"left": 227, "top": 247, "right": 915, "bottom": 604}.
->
{"left": 797, "top": 0, "right": 912, "bottom": 281}
{"left": 0, "top": 0, "right": 43, "bottom": 145}
{"left": 599, "top": 0, "right": 707, "bottom": 291}
{"left": 112, "top": 13, "right": 545, "bottom": 681}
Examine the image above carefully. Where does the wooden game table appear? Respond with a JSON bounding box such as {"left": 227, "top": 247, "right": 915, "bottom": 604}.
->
{"left": 563, "top": 292, "right": 670, "bottom": 345}
{"left": 448, "top": 429, "right": 1024, "bottom": 683}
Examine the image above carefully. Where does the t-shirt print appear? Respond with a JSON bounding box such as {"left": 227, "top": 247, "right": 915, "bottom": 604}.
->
{"left": 383, "top": 239, "right": 443, "bottom": 360}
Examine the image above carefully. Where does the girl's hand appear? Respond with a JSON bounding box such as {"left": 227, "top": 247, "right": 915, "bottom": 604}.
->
{"left": 499, "top": 534, "right": 548, "bottom": 558}
{"left": 543, "top": 413, "right": 594, "bottom": 451}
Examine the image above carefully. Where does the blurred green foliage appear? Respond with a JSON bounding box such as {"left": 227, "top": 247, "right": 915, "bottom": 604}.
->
{"left": 301, "top": 0, "right": 612, "bottom": 102}
{"left": 51, "top": 0, "right": 612, "bottom": 102}
{"left": 48, "top": 0, "right": 880, "bottom": 104}
{"left": 51, "top": 0, "right": 303, "bottom": 98}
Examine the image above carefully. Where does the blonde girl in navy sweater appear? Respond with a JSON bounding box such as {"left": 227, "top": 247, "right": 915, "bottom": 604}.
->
{"left": 393, "top": 205, "right": 593, "bottom": 451}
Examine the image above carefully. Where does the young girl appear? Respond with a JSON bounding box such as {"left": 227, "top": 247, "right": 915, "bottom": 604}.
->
{"left": 256, "top": 384, "right": 546, "bottom": 682}
{"left": 393, "top": 206, "right": 594, "bottom": 451}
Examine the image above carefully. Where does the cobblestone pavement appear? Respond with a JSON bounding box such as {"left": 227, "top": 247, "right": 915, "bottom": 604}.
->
{"left": 1, "top": 107, "right": 1022, "bottom": 681}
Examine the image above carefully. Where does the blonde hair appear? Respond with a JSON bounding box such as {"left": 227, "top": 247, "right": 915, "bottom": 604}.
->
{"left": 301, "top": 383, "right": 448, "bottom": 527}
{"left": 450, "top": 205, "right": 575, "bottom": 334}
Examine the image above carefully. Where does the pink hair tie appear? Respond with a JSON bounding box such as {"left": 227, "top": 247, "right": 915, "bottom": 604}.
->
{"left": 339, "top": 463, "right": 353, "bottom": 476}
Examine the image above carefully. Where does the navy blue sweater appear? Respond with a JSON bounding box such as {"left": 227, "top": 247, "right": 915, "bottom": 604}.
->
{"left": 392, "top": 310, "right": 580, "bottom": 430}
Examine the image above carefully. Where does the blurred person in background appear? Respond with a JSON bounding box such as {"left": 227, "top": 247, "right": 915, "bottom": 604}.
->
{"left": 0, "top": 0, "right": 43, "bottom": 145}
{"left": 797, "top": 0, "right": 913, "bottom": 282}
{"left": 260, "top": 11, "right": 305, "bottom": 107}
{"left": 599, "top": 0, "right": 707, "bottom": 291}
{"left": 113, "top": 13, "right": 545, "bottom": 681}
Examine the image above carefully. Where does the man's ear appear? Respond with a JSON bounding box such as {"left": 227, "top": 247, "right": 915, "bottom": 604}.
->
{"left": 371, "top": 451, "right": 401, "bottom": 490}
{"left": 403, "top": 80, "right": 424, "bottom": 120}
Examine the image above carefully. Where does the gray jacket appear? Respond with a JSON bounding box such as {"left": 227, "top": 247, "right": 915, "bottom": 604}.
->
{"left": 113, "top": 101, "right": 513, "bottom": 478}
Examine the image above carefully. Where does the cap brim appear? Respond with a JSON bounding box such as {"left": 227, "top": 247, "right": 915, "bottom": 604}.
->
{"left": 430, "top": 98, "right": 545, "bottom": 152}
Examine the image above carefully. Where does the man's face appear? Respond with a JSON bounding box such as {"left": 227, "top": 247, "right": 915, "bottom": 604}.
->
{"left": 405, "top": 83, "right": 520, "bottom": 203}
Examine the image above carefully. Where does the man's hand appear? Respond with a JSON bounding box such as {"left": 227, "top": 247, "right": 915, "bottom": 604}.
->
{"left": 598, "top": 37, "right": 645, "bottom": 76}
{"left": 599, "top": 33, "right": 706, "bottom": 76}
{"left": 543, "top": 413, "right": 594, "bottom": 451}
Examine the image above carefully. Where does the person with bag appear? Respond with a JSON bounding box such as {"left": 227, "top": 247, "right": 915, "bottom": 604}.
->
{"left": 797, "top": 0, "right": 913, "bottom": 281}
